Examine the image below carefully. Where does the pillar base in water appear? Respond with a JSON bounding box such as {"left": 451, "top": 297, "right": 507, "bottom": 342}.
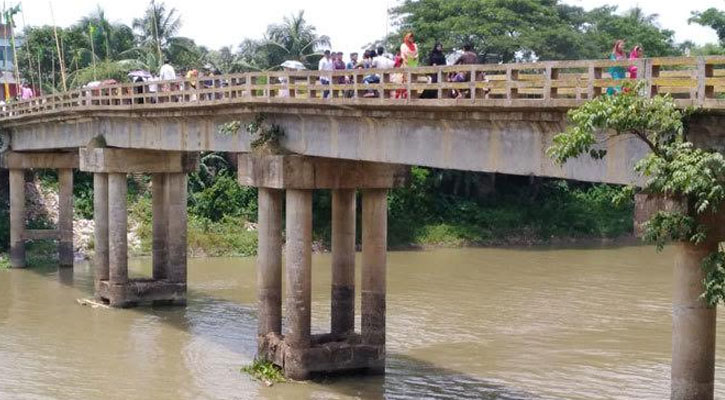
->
{"left": 258, "top": 333, "right": 384, "bottom": 380}
{"left": 97, "top": 278, "right": 186, "bottom": 308}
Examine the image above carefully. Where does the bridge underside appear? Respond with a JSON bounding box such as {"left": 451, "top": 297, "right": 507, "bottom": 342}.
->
{"left": 6, "top": 104, "right": 660, "bottom": 185}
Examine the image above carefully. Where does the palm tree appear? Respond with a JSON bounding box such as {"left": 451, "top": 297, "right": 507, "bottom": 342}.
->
{"left": 78, "top": 6, "right": 135, "bottom": 61}
{"left": 258, "top": 11, "right": 330, "bottom": 69}
{"left": 132, "top": 1, "right": 182, "bottom": 58}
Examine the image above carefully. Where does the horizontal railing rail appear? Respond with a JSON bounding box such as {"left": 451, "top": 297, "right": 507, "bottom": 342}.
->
{"left": 2, "top": 56, "right": 725, "bottom": 122}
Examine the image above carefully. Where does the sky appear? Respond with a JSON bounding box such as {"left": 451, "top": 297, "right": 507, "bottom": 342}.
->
{"left": 16, "top": 0, "right": 723, "bottom": 54}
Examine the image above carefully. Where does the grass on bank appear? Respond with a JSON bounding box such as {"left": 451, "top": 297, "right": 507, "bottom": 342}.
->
{"left": 242, "top": 359, "right": 286, "bottom": 386}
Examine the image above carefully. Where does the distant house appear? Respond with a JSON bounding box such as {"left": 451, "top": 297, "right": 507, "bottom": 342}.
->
{"left": 0, "top": 23, "right": 21, "bottom": 100}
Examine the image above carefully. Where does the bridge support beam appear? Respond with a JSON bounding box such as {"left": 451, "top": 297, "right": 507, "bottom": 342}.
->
{"left": 93, "top": 173, "right": 109, "bottom": 295}
{"left": 9, "top": 169, "right": 25, "bottom": 268}
{"left": 672, "top": 240, "right": 718, "bottom": 400}
{"left": 58, "top": 168, "right": 74, "bottom": 267}
{"left": 331, "top": 189, "right": 356, "bottom": 336}
{"left": 257, "top": 188, "right": 283, "bottom": 336}
{"left": 241, "top": 154, "right": 407, "bottom": 380}
{"left": 1, "top": 152, "right": 79, "bottom": 269}
{"left": 81, "top": 148, "right": 198, "bottom": 307}
{"left": 637, "top": 194, "right": 724, "bottom": 400}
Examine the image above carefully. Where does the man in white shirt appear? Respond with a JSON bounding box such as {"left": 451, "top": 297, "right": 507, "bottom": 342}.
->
{"left": 158, "top": 59, "right": 176, "bottom": 102}
{"left": 318, "top": 50, "right": 333, "bottom": 99}
{"left": 159, "top": 59, "right": 176, "bottom": 81}
{"left": 372, "top": 46, "right": 395, "bottom": 70}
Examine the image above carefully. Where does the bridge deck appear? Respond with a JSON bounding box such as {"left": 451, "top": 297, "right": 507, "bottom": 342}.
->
{"left": 3, "top": 56, "right": 725, "bottom": 123}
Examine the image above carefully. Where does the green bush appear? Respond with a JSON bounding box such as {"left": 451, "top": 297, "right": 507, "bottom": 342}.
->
{"left": 190, "top": 174, "right": 257, "bottom": 222}
{"left": 187, "top": 215, "right": 258, "bottom": 257}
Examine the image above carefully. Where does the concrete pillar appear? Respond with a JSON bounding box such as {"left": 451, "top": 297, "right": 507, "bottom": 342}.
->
{"left": 285, "top": 189, "right": 312, "bottom": 349}
{"left": 671, "top": 239, "right": 718, "bottom": 400}
{"left": 361, "top": 189, "right": 387, "bottom": 346}
{"left": 93, "top": 173, "right": 109, "bottom": 291}
{"left": 152, "top": 173, "right": 169, "bottom": 280}
{"left": 58, "top": 168, "right": 74, "bottom": 267}
{"left": 166, "top": 173, "right": 187, "bottom": 284}
{"left": 257, "top": 188, "right": 283, "bottom": 336}
{"left": 331, "top": 189, "right": 356, "bottom": 336}
{"left": 108, "top": 173, "right": 128, "bottom": 286}
{"left": 8, "top": 169, "right": 25, "bottom": 268}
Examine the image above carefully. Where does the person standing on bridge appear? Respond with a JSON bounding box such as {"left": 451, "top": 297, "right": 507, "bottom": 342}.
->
{"left": 159, "top": 58, "right": 177, "bottom": 101}
{"left": 318, "top": 50, "right": 333, "bottom": 99}
{"left": 400, "top": 32, "right": 419, "bottom": 68}
{"left": 607, "top": 40, "right": 627, "bottom": 95}
{"left": 628, "top": 45, "right": 643, "bottom": 79}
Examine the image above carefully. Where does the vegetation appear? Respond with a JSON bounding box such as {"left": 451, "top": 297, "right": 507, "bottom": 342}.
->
{"left": 242, "top": 359, "right": 286, "bottom": 386}
{"left": 548, "top": 80, "right": 725, "bottom": 306}
{"left": 389, "top": 1, "right": 679, "bottom": 61}
{"left": 387, "top": 169, "right": 632, "bottom": 247}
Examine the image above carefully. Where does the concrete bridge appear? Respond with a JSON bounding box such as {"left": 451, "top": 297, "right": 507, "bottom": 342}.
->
{"left": 1, "top": 56, "right": 725, "bottom": 398}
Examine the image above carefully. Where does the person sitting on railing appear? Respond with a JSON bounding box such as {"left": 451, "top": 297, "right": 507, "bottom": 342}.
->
{"left": 607, "top": 39, "right": 627, "bottom": 95}
{"left": 450, "top": 43, "right": 481, "bottom": 99}
{"left": 628, "top": 45, "right": 643, "bottom": 79}
{"left": 365, "top": 47, "right": 394, "bottom": 98}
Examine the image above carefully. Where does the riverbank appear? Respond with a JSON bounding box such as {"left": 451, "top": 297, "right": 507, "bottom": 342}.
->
{"left": 0, "top": 168, "right": 635, "bottom": 263}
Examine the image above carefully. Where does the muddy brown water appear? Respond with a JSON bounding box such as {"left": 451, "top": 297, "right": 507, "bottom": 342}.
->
{"left": 1, "top": 245, "right": 724, "bottom": 399}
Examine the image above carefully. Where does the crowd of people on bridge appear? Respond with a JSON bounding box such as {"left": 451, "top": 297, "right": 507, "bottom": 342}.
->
{"left": 9, "top": 33, "right": 646, "bottom": 105}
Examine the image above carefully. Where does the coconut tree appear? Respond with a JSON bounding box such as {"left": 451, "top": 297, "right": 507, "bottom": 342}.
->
{"left": 258, "top": 11, "right": 330, "bottom": 69}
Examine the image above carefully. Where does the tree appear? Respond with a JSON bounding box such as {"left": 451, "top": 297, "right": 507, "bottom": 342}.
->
{"left": 548, "top": 81, "right": 725, "bottom": 305}
{"left": 690, "top": 8, "right": 725, "bottom": 46}
{"left": 388, "top": 0, "right": 679, "bottom": 62}
{"left": 259, "top": 11, "right": 330, "bottom": 69}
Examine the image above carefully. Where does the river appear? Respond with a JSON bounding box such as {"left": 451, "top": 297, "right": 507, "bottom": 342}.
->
{"left": 1, "top": 245, "right": 724, "bottom": 399}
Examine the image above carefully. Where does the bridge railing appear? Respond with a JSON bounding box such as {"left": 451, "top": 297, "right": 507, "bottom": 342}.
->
{"left": 2, "top": 56, "right": 725, "bottom": 121}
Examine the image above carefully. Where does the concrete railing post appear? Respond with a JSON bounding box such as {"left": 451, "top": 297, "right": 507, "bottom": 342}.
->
{"left": 9, "top": 169, "right": 25, "bottom": 268}
{"left": 152, "top": 173, "right": 169, "bottom": 280}
{"left": 108, "top": 173, "right": 128, "bottom": 306}
{"left": 285, "top": 189, "right": 313, "bottom": 350}
{"left": 166, "top": 173, "right": 187, "bottom": 285}
{"left": 257, "top": 188, "right": 283, "bottom": 336}
{"left": 331, "top": 189, "right": 356, "bottom": 336}
{"left": 361, "top": 189, "right": 387, "bottom": 347}
{"left": 671, "top": 240, "right": 718, "bottom": 400}
{"left": 58, "top": 168, "right": 74, "bottom": 267}
{"left": 93, "top": 173, "right": 109, "bottom": 293}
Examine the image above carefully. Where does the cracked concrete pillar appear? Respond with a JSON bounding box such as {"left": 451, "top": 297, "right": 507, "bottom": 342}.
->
{"left": 285, "top": 189, "right": 312, "bottom": 350}
{"left": 671, "top": 239, "right": 719, "bottom": 400}
{"left": 166, "top": 173, "right": 187, "bottom": 285}
{"left": 108, "top": 173, "right": 128, "bottom": 296}
{"left": 152, "top": 173, "right": 169, "bottom": 280}
{"left": 331, "top": 189, "right": 356, "bottom": 336}
{"left": 257, "top": 188, "right": 283, "bottom": 336}
{"left": 361, "top": 189, "right": 387, "bottom": 347}
{"left": 58, "top": 168, "right": 74, "bottom": 267}
{"left": 9, "top": 169, "right": 25, "bottom": 268}
{"left": 93, "top": 173, "right": 109, "bottom": 293}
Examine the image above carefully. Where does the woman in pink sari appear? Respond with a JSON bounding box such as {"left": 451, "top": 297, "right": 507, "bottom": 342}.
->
{"left": 628, "top": 46, "right": 643, "bottom": 79}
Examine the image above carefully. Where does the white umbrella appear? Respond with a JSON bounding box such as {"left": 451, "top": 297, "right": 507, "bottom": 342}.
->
{"left": 446, "top": 50, "right": 463, "bottom": 66}
{"left": 280, "top": 60, "right": 306, "bottom": 70}
{"left": 128, "top": 70, "right": 153, "bottom": 80}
